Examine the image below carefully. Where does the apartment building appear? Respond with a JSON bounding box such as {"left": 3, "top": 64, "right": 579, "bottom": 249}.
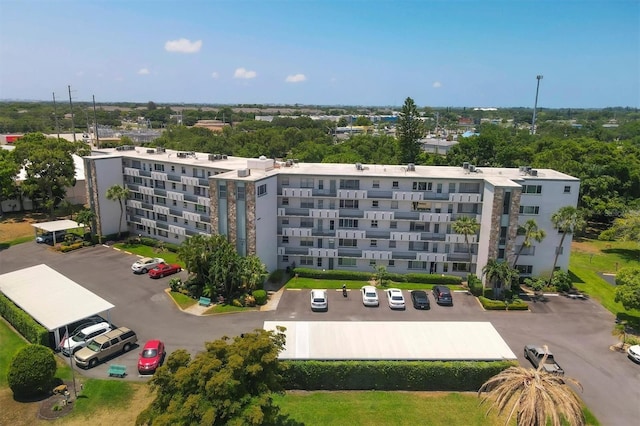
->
{"left": 84, "top": 147, "right": 579, "bottom": 282}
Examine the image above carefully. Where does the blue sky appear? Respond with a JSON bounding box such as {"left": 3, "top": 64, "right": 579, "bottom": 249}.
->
{"left": 0, "top": 0, "right": 638, "bottom": 108}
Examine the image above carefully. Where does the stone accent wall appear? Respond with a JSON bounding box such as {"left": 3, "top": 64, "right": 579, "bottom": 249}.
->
{"left": 245, "top": 182, "right": 256, "bottom": 255}
{"left": 227, "top": 181, "right": 237, "bottom": 247}
{"left": 86, "top": 159, "right": 103, "bottom": 236}
{"left": 488, "top": 188, "right": 504, "bottom": 260}
{"left": 505, "top": 189, "right": 522, "bottom": 267}
{"left": 209, "top": 180, "right": 219, "bottom": 234}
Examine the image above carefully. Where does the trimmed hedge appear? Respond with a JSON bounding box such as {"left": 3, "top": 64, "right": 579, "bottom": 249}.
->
{"left": 467, "top": 274, "right": 483, "bottom": 296}
{"left": 127, "top": 236, "right": 180, "bottom": 253}
{"left": 0, "top": 293, "right": 49, "bottom": 346}
{"left": 253, "top": 289, "right": 268, "bottom": 305}
{"left": 293, "top": 268, "right": 462, "bottom": 285}
{"left": 8, "top": 344, "right": 57, "bottom": 398}
{"left": 59, "top": 242, "right": 84, "bottom": 252}
{"left": 281, "top": 360, "right": 516, "bottom": 391}
{"left": 479, "top": 296, "right": 529, "bottom": 311}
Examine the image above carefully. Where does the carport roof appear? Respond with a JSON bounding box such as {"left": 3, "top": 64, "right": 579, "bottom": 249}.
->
{"left": 263, "top": 321, "right": 517, "bottom": 361}
{"left": 0, "top": 264, "right": 114, "bottom": 331}
{"left": 32, "top": 220, "right": 84, "bottom": 233}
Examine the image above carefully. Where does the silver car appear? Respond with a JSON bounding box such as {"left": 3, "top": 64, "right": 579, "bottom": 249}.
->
{"left": 361, "top": 286, "right": 379, "bottom": 307}
{"left": 385, "top": 288, "right": 406, "bottom": 309}
{"left": 310, "top": 289, "right": 328, "bottom": 311}
{"left": 131, "top": 257, "right": 165, "bottom": 274}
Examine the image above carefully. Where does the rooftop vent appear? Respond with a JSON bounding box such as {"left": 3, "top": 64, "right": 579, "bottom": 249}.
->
{"left": 407, "top": 163, "right": 416, "bottom": 171}
{"left": 469, "top": 165, "right": 476, "bottom": 173}
{"left": 463, "top": 162, "right": 470, "bottom": 170}
{"left": 146, "top": 149, "right": 155, "bottom": 154}
{"left": 355, "top": 163, "right": 364, "bottom": 171}
{"left": 157, "top": 147, "right": 166, "bottom": 153}
{"left": 530, "top": 169, "right": 538, "bottom": 177}
{"left": 177, "top": 152, "right": 189, "bottom": 158}
{"left": 221, "top": 154, "right": 228, "bottom": 159}
{"left": 237, "top": 169, "right": 250, "bottom": 177}
{"left": 285, "top": 159, "right": 294, "bottom": 167}
{"left": 259, "top": 155, "right": 267, "bottom": 160}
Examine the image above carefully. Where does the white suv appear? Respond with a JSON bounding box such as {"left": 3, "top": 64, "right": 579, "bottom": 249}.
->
{"left": 61, "top": 322, "right": 112, "bottom": 356}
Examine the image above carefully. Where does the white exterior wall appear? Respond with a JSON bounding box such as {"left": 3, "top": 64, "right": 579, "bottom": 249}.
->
{"left": 476, "top": 183, "right": 495, "bottom": 277}
{"left": 254, "top": 176, "right": 278, "bottom": 272}
{"left": 91, "top": 157, "right": 126, "bottom": 236}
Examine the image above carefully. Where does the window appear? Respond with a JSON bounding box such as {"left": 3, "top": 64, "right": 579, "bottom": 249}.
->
{"left": 392, "top": 181, "right": 399, "bottom": 189}
{"left": 391, "top": 201, "right": 398, "bottom": 209}
{"left": 408, "top": 261, "right": 427, "bottom": 270}
{"left": 318, "top": 180, "right": 324, "bottom": 190}
{"left": 183, "top": 202, "right": 187, "bottom": 208}
{"left": 390, "top": 221, "right": 397, "bottom": 229}
{"left": 517, "top": 265, "right": 533, "bottom": 274}
{"left": 498, "top": 248, "right": 505, "bottom": 259}
{"left": 157, "top": 214, "right": 167, "bottom": 222}
{"left": 452, "top": 263, "right": 468, "bottom": 272}
{"left": 282, "top": 218, "right": 289, "bottom": 225}
{"left": 449, "top": 182, "right": 456, "bottom": 193}
{"left": 257, "top": 184, "right": 267, "bottom": 197}
{"left": 134, "top": 192, "right": 143, "bottom": 200}
{"left": 173, "top": 217, "right": 177, "bottom": 222}
{"left": 522, "top": 185, "right": 542, "bottom": 194}
{"left": 156, "top": 197, "right": 167, "bottom": 205}
{"left": 339, "top": 239, "right": 358, "bottom": 247}
{"left": 282, "top": 198, "right": 289, "bottom": 206}
{"left": 388, "top": 260, "right": 395, "bottom": 267}
{"left": 282, "top": 236, "right": 289, "bottom": 244}
{"left": 300, "top": 199, "right": 314, "bottom": 208}
{"left": 171, "top": 182, "right": 176, "bottom": 190}
{"left": 237, "top": 186, "right": 245, "bottom": 201}
{"left": 300, "top": 257, "right": 313, "bottom": 266}
{"left": 413, "top": 181, "right": 428, "bottom": 191}
{"left": 338, "top": 219, "right": 358, "bottom": 228}
{"left": 338, "top": 258, "right": 357, "bottom": 266}
{"left": 194, "top": 186, "right": 204, "bottom": 196}
{"left": 369, "top": 260, "right": 376, "bottom": 267}
{"left": 372, "top": 200, "right": 379, "bottom": 208}
{"left": 154, "top": 164, "right": 165, "bottom": 171}
{"left": 556, "top": 246, "right": 564, "bottom": 255}
{"left": 181, "top": 166, "right": 186, "bottom": 174}
{"left": 372, "top": 180, "right": 380, "bottom": 188}
{"left": 410, "top": 222, "right": 426, "bottom": 231}
{"left": 339, "top": 199, "right": 359, "bottom": 209}
{"left": 282, "top": 255, "right": 289, "bottom": 262}
{"left": 300, "top": 239, "right": 314, "bottom": 247}
{"left": 133, "top": 176, "right": 143, "bottom": 184}
{"left": 564, "top": 186, "right": 571, "bottom": 193}
{"left": 219, "top": 183, "right": 227, "bottom": 198}
{"left": 300, "top": 218, "right": 313, "bottom": 228}
{"left": 318, "top": 200, "right": 323, "bottom": 209}
{"left": 182, "top": 184, "right": 187, "bottom": 191}
{"left": 371, "top": 220, "right": 378, "bottom": 228}
{"left": 389, "top": 240, "right": 396, "bottom": 248}
{"left": 196, "top": 204, "right": 206, "bottom": 213}
{"left": 281, "top": 177, "right": 289, "bottom": 186}
{"left": 317, "top": 258, "right": 323, "bottom": 267}
{"left": 516, "top": 245, "right": 536, "bottom": 255}
{"left": 171, "top": 165, "right": 175, "bottom": 172}
{"left": 158, "top": 230, "right": 168, "bottom": 237}
{"left": 173, "top": 200, "right": 177, "bottom": 206}
{"left": 503, "top": 190, "right": 511, "bottom": 214}
{"left": 443, "top": 263, "right": 448, "bottom": 272}
{"left": 300, "top": 178, "right": 314, "bottom": 188}
{"left": 370, "top": 239, "right": 377, "bottom": 247}
{"left": 519, "top": 205, "right": 540, "bottom": 215}
{"left": 339, "top": 179, "right": 360, "bottom": 189}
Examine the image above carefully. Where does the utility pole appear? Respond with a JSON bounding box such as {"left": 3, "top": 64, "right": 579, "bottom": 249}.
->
{"left": 531, "top": 75, "right": 543, "bottom": 135}
{"left": 68, "top": 85, "right": 76, "bottom": 142}
{"left": 92, "top": 95, "right": 100, "bottom": 149}
{"left": 52, "top": 92, "right": 60, "bottom": 140}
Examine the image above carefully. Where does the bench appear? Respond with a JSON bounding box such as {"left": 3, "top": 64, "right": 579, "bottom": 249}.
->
{"left": 198, "top": 296, "right": 212, "bottom": 307}
{"left": 108, "top": 364, "right": 127, "bottom": 378}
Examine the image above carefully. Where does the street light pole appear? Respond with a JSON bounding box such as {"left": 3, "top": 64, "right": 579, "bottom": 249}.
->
{"left": 531, "top": 75, "right": 543, "bottom": 134}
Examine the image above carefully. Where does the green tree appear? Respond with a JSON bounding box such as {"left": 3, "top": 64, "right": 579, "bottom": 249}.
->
{"left": 513, "top": 219, "right": 546, "bottom": 268}
{"left": 603, "top": 210, "right": 640, "bottom": 246}
{"left": 373, "top": 265, "right": 388, "bottom": 287}
{"left": 0, "top": 148, "right": 20, "bottom": 215}
{"left": 478, "top": 345, "right": 584, "bottom": 426}
{"left": 8, "top": 344, "right": 57, "bottom": 398}
{"left": 612, "top": 321, "right": 628, "bottom": 349}
{"left": 397, "top": 97, "right": 425, "bottom": 164}
{"left": 75, "top": 208, "right": 96, "bottom": 236}
{"left": 482, "top": 259, "right": 519, "bottom": 297}
{"left": 240, "top": 256, "right": 267, "bottom": 293}
{"left": 614, "top": 266, "right": 640, "bottom": 310}
{"left": 452, "top": 216, "right": 480, "bottom": 272}
{"left": 549, "top": 206, "right": 586, "bottom": 284}
{"left": 105, "top": 184, "right": 130, "bottom": 239}
{"left": 136, "top": 328, "right": 287, "bottom": 426}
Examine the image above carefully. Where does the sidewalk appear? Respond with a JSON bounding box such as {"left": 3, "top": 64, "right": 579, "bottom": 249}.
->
{"left": 171, "top": 285, "right": 286, "bottom": 316}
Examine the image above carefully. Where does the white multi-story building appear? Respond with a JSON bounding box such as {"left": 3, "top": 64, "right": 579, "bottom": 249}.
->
{"left": 84, "top": 147, "right": 579, "bottom": 283}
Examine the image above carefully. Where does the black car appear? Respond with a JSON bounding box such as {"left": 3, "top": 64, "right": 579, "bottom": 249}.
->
{"left": 410, "top": 290, "right": 430, "bottom": 309}
{"left": 432, "top": 285, "right": 453, "bottom": 306}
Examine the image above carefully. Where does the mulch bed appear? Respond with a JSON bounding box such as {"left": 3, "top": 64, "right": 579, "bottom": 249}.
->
{"left": 37, "top": 381, "right": 76, "bottom": 420}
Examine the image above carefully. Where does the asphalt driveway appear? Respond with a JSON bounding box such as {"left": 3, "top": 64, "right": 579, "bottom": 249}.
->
{"left": 1, "top": 242, "right": 639, "bottom": 423}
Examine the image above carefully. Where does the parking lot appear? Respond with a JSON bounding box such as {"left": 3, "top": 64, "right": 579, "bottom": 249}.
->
{"left": 1, "top": 242, "right": 639, "bottom": 424}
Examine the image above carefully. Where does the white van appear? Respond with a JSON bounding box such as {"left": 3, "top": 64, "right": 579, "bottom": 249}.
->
{"left": 61, "top": 322, "right": 112, "bottom": 356}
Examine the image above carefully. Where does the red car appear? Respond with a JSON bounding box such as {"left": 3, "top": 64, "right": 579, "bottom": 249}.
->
{"left": 138, "top": 340, "right": 165, "bottom": 375}
{"left": 148, "top": 263, "right": 182, "bottom": 279}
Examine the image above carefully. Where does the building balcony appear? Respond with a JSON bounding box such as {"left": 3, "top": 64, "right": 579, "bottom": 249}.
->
{"left": 284, "top": 247, "right": 311, "bottom": 255}
{"left": 422, "top": 192, "right": 450, "bottom": 201}
{"left": 311, "top": 189, "right": 337, "bottom": 197}
{"left": 338, "top": 209, "right": 364, "bottom": 218}
{"left": 337, "top": 248, "right": 362, "bottom": 258}
{"left": 420, "top": 232, "right": 446, "bottom": 241}
{"left": 366, "top": 230, "right": 391, "bottom": 239}
{"left": 392, "top": 252, "right": 417, "bottom": 260}
{"left": 449, "top": 193, "right": 482, "bottom": 203}
{"left": 284, "top": 207, "right": 310, "bottom": 216}
{"left": 367, "top": 190, "right": 393, "bottom": 199}
{"left": 394, "top": 211, "right": 420, "bottom": 220}
{"left": 311, "top": 229, "right": 336, "bottom": 237}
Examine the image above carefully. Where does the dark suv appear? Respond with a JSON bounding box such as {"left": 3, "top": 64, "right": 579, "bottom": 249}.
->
{"left": 432, "top": 285, "right": 453, "bottom": 306}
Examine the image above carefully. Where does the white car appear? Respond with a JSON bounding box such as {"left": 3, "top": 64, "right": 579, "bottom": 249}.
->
{"left": 385, "top": 288, "right": 406, "bottom": 309}
{"left": 628, "top": 344, "right": 640, "bottom": 363}
{"left": 132, "top": 257, "right": 165, "bottom": 274}
{"left": 361, "top": 286, "right": 379, "bottom": 307}
{"left": 61, "top": 322, "right": 112, "bottom": 356}
{"left": 310, "top": 289, "right": 328, "bottom": 311}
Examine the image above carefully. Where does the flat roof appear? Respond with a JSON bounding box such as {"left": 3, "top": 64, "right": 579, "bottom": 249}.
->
{"left": 32, "top": 220, "right": 84, "bottom": 233}
{"left": 0, "top": 264, "right": 114, "bottom": 331}
{"left": 263, "top": 321, "right": 517, "bottom": 361}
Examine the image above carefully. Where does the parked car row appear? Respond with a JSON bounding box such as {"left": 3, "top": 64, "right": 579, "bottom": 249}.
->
{"left": 131, "top": 257, "right": 182, "bottom": 279}
{"left": 310, "top": 286, "right": 455, "bottom": 312}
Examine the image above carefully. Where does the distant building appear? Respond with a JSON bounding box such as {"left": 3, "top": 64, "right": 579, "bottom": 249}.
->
{"left": 193, "top": 120, "right": 229, "bottom": 132}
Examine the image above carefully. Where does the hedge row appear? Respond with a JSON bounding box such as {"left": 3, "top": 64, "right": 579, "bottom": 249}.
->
{"left": 0, "top": 293, "right": 49, "bottom": 346}
{"left": 128, "top": 236, "right": 180, "bottom": 253}
{"left": 478, "top": 296, "right": 529, "bottom": 311}
{"left": 292, "top": 268, "right": 462, "bottom": 285}
{"left": 59, "top": 242, "right": 84, "bottom": 252}
{"left": 280, "top": 360, "right": 516, "bottom": 391}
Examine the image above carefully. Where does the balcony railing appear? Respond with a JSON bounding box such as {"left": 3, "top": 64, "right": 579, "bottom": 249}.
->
{"left": 338, "top": 209, "right": 364, "bottom": 218}
{"left": 367, "top": 190, "right": 393, "bottom": 199}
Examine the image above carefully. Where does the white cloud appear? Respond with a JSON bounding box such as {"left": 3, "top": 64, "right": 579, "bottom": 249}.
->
{"left": 211, "top": 71, "right": 219, "bottom": 79}
{"left": 234, "top": 67, "right": 257, "bottom": 79}
{"left": 432, "top": 81, "right": 442, "bottom": 88}
{"left": 285, "top": 73, "right": 306, "bottom": 83}
{"left": 138, "top": 68, "right": 150, "bottom": 75}
{"left": 164, "top": 38, "right": 202, "bottom": 53}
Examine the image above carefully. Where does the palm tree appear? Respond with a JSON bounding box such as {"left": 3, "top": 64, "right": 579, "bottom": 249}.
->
{"left": 549, "top": 206, "right": 586, "bottom": 284}
{"left": 478, "top": 346, "right": 584, "bottom": 426}
{"left": 483, "top": 259, "right": 519, "bottom": 298}
{"left": 105, "top": 184, "right": 130, "bottom": 239}
{"left": 513, "top": 219, "right": 546, "bottom": 268}
{"left": 452, "top": 216, "right": 480, "bottom": 273}
{"left": 75, "top": 208, "right": 96, "bottom": 237}
{"left": 612, "top": 321, "right": 628, "bottom": 350}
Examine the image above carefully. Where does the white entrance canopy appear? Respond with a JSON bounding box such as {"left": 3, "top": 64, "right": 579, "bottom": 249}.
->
{"left": 263, "top": 321, "right": 517, "bottom": 361}
{"left": 32, "top": 220, "right": 84, "bottom": 233}
{"left": 0, "top": 264, "right": 114, "bottom": 331}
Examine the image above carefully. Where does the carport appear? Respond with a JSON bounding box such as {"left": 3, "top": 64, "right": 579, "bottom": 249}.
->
{"left": 0, "top": 264, "right": 114, "bottom": 348}
{"left": 263, "top": 321, "right": 517, "bottom": 361}
{"left": 32, "top": 219, "right": 85, "bottom": 244}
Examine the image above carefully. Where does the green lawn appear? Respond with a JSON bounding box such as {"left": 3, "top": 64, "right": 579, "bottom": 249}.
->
{"left": 70, "top": 378, "right": 136, "bottom": 417}
{"left": 0, "top": 320, "right": 28, "bottom": 387}
{"left": 205, "top": 304, "right": 256, "bottom": 314}
{"left": 285, "top": 277, "right": 463, "bottom": 291}
{"left": 113, "top": 242, "right": 182, "bottom": 265}
{"left": 169, "top": 291, "right": 197, "bottom": 309}
{"left": 570, "top": 239, "right": 640, "bottom": 323}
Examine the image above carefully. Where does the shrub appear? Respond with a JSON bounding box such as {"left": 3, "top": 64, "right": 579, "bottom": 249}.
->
{"left": 232, "top": 298, "right": 243, "bottom": 307}
{"left": 169, "top": 278, "right": 182, "bottom": 292}
{"left": 292, "top": 268, "right": 463, "bottom": 284}
{"left": 253, "top": 289, "right": 268, "bottom": 305}
{"left": 478, "top": 296, "right": 529, "bottom": 311}
{"left": 0, "top": 293, "right": 49, "bottom": 345}
{"left": 268, "top": 269, "right": 285, "bottom": 283}
{"left": 551, "top": 270, "right": 572, "bottom": 292}
{"left": 60, "top": 242, "right": 83, "bottom": 253}
{"left": 524, "top": 277, "right": 547, "bottom": 292}
{"left": 467, "top": 274, "right": 483, "bottom": 296}
{"left": 404, "top": 273, "right": 462, "bottom": 285}
{"left": 8, "top": 344, "right": 57, "bottom": 398}
{"left": 281, "top": 360, "right": 515, "bottom": 391}
{"left": 244, "top": 295, "right": 256, "bottom": 307}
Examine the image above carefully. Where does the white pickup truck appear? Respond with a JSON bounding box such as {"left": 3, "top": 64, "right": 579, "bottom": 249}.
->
{"left": 524, "top": 345, "right": 565, "bottom": 375}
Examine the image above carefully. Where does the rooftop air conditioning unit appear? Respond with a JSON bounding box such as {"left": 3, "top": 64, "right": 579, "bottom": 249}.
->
{"left": 146, "top": 149, "right": 155, "bottom": 154}
{"left": 525, "top": 166, "right": 532, "bottom": 173}
{"left": 463, "top": 162, "right": 470, "bottom": 170}
{"left": 177, "top": 152, "right": 188, "bottom": 158}
{"left": 530, "top": 169, "right": 538, "bottom": 177}
{"left": 519, "top": 166, "right": 526, "bottom": 173}
{"left": 208, "top": 154, "right": 216, "bottom": 161}
{"left": 221, "top": 154, "right": 228, "bottom": 159}
{"left": 157, "top": 147, "right": 165, "bottom": 153}
{"left": 286, "top": 159, "right": 294, "bottom": 167}
{"left": 469, "top": 165, "right": 476, "bottom": 173}
{"left": 355, "top": 163, "right": 363, "bottom": 171}
{"left": 407, "top": 163, "right": 416, "bottom": 171}
{"left": 237, "top": 169, "right": 250, "bottom": 177}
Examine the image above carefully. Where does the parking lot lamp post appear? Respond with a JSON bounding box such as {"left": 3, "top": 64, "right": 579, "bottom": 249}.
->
{"left": 531, "top": 75, "right": 543, "bottom": 134}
